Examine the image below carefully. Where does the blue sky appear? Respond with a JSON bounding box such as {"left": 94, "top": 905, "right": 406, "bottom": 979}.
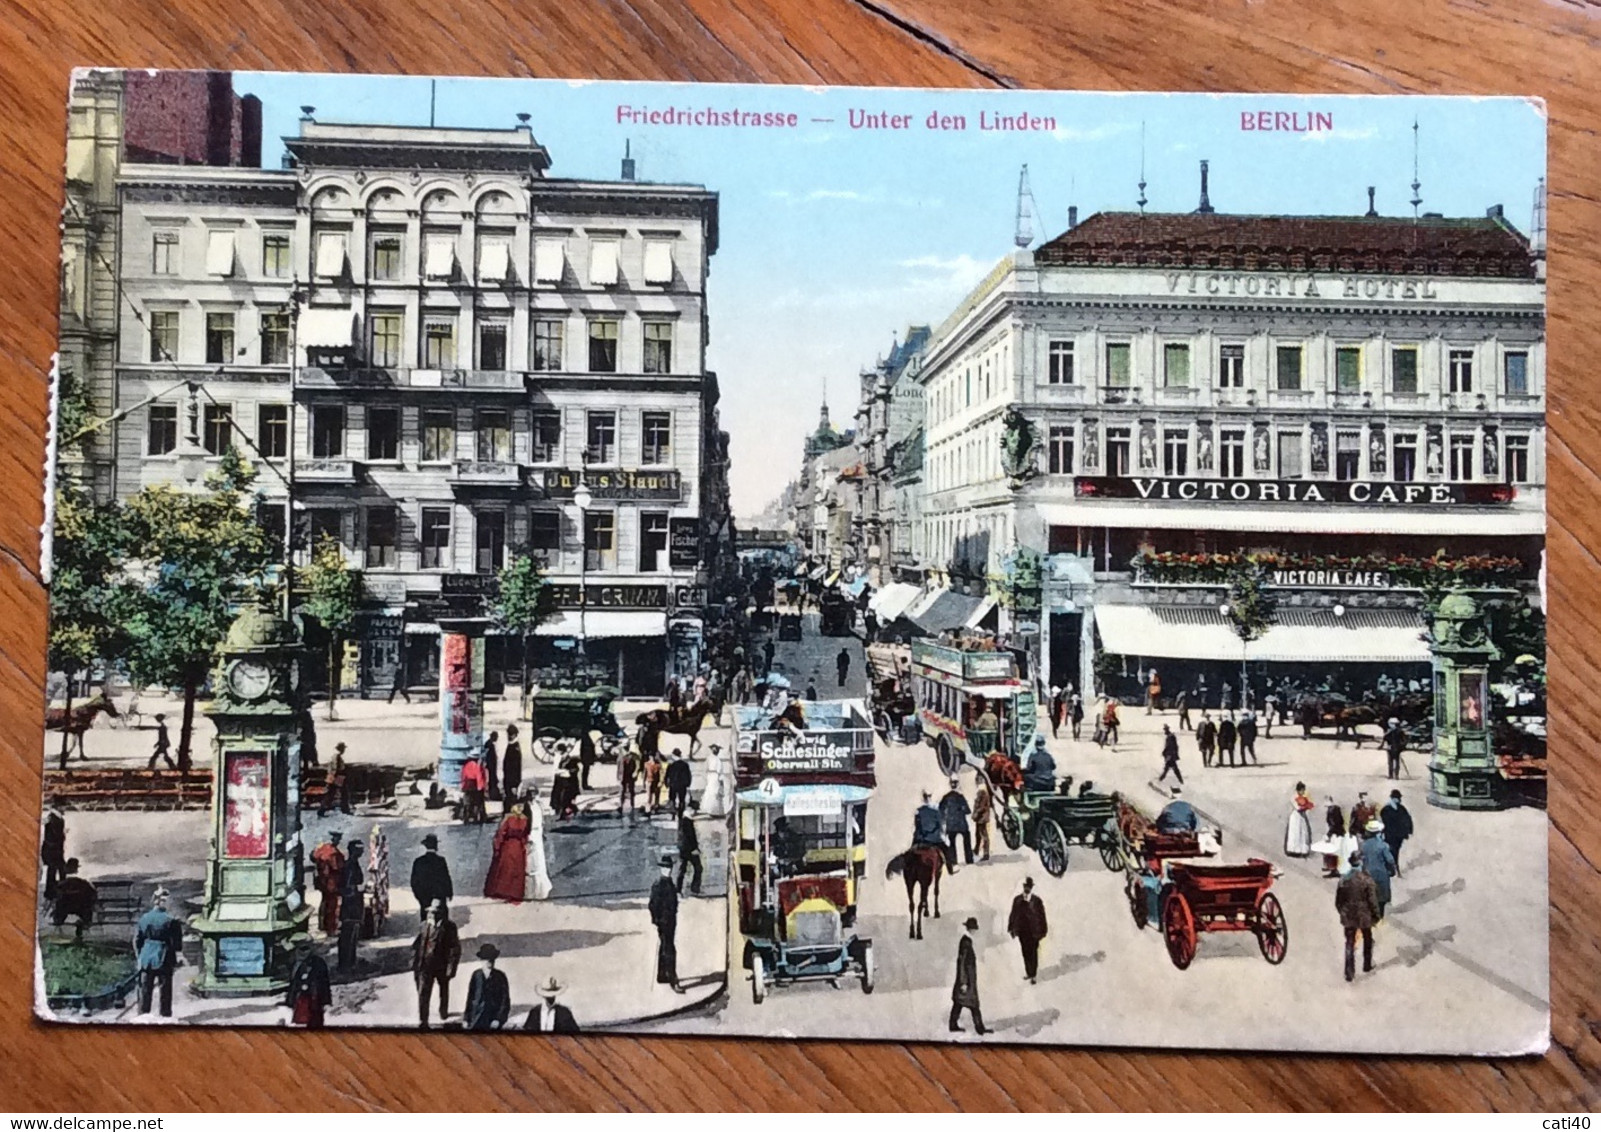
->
{"left": 235, "top": 74, "right": 1546, "bottom": 518}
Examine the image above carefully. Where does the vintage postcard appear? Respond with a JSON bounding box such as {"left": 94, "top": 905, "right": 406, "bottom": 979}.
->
{"left": 37, "top": 71, "right": 1547, "bottom": 1053}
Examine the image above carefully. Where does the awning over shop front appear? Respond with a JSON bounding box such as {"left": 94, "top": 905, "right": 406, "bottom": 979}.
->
{"left": 911, "top": 589, "right": 986, "bottom": 634}
{"left": 964, "top": 597, "right": 998, "bottom": 630}
{"left": 534, "top": 610, "right": 668, "bottom": 638}
{"left": 869, "top": 582, "right": 922, "bottom": 622}
{"left": 1036, "top": 501, "right": 1544, "bottom": 537}
{"left": 1093, "top": 604, "right": 1430, "bottom": 664}
{"left": 298, "top": 307, "right": 357, "bottom": 348}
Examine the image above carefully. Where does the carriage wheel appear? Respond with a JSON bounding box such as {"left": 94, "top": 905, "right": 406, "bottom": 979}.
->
{"left": 1162, "top": 892, "right": 1197, "bottom": 970}
{"left": 751, "top": 953, "right": 767, "bottom": 1004}
{"left": 998, "top": 806, "right": 1023, "bottom": 851}
{"left": 935, "top": 738, "right": 958, "bottom": 778}
{"left": 1126, "top": 876, "right": 1149, "bottom": 930}
{"left": 860, "top": 941, "right": 875, "bottom": 994}
{"left": 1097, "top": 830, "right": 1123, "bottom": 872}
{"left": 1255, "top": 892, "right": 1289, "bottom": 965}
{"left": 1036, "top": 819, "right": 1069, "bottom": 878}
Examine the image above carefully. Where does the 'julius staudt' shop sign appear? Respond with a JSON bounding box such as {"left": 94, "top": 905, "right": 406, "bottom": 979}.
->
{"left": 1076, "top": 477, "right": 1516, "bottom": 506}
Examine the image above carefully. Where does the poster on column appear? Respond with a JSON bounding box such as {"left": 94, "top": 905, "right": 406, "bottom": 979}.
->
{"left": 33, "top": 69, "right": 1547, "bottom": 1057}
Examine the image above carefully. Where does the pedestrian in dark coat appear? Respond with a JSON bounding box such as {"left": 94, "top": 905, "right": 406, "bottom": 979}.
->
{"left": 1238, "top": 712, "right": 1258, "bottom": 765}
{"left": 948, "top": 917, "right": 986, "bottom": 1034}
{"left": 1217, "top": 717, "right": 1238, "bottom": 768}
{"left": 1359, "top": 828, "right": 1398, "bottom": 919}
{"left": 649, "top": 856, "right": 682, "bottom": 991}
{"left": 501, "top": 725, "right": 523, "bottom": 811}
{"left": 1176, "top": 690, "right": 1191, "bottom": 731}
{"left": 1007, "top": 878, "right": 1049, "bottom": 983}
{"left": 1070, "top": 694, "right": 1084, "bottom": 740}
{"left": 1335, "top": 854, "right": 1381, "bottom": 981}
{"left": 148, "top": 713, "right": 175, "bottom": 770}
{"left": 482, "top": 730, "right": 501, "bottom": 802}
{"left": 1382, "top": 790, "right": 1415, "bottom": 876}
{"left": 836, "top": 647, "right": 851, "bottom": 687}
{"left": 1157, "top": 725, "right": 1183, "bottom": 785}
{"left": 675, "top": 815, "right": 703, "bottom": 896}
{"left": 412, "top": 899, "right": 461, "bottom": 1028}
{"left": 286, "top": 938, "right": 332, "bottom": 1028}
{"left": 409, "top": 834, "right": 453, "bottom": 920}
{"left": 1382, "top": 719, "right": 1408, "bottom": 780}
{"left": 523, "top": 977, "right": 580, "bottom": 1033}
{"left": 336, "top": 842, "right": 365, "bottom": 973}
{"left": 134, "top": 888, "right": 184, "bottom": 1016}
{"left": 939, "top": 777, "right": 973, "bottom": 868}
{"left": 1195, "top": 713, "right": 1217, "bottom": 768}
{"left": 40, "top": 811, "right": 66, "bottom": 900}
{"left": 1049, "top": 687, "right": 1065, "bottom": 738}
{"left": 665, "top": 753, "right": 693, "bottom": 819}
{"left": 463, "top": 942, "right": 511, "bottom": 1030}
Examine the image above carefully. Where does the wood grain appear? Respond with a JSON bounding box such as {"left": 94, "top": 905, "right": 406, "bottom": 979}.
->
{"left": 1, "top": 0, "right": 1597, "bottom": 1111}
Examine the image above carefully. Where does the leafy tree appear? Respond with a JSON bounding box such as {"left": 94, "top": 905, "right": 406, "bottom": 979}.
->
{"left": 118, "top": 448, "right": 275, "bottom": 770}
{"left": 301, "top": 533, "right": 361, "bottom": 720}
{"left": 1221, "top": 562, "right": 1279, "bottom": 700}
{"left": 488, "top": 551, "right": 555, "bottom": 718}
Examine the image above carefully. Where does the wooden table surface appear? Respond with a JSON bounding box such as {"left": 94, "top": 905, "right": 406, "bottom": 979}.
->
{"left": 1, "top": 0, "right": 1597, "bottom": 1112}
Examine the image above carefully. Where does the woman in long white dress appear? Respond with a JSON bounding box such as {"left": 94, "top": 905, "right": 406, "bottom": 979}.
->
{"left": 1284, "top": 782, "right": 1314, "bottom": 857}
{"left": 524, "top": 797, "right": 553, "bottom": 901}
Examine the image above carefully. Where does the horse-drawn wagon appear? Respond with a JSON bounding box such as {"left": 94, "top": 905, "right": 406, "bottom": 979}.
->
{"left": 732, "top": 699, "right": 877, "bottom": 1003}
{"left": 997, "top": 787, "right": 1123, "bottom": 878}
{"left": 528, "top": 683, "right": 628, "bottom": 762}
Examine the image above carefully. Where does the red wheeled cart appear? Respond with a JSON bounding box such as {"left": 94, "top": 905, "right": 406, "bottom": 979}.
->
{"left": 1159, "top": 859, "right": 1288, "bottom": 970}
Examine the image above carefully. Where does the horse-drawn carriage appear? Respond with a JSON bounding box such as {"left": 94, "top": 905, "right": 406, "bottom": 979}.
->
{"left": 528, "top": 684, "right": 628, "bottom": 763}
{"left": 1113, "top": 798, "right": 1287, "bottom": 969}
{"left": 997, "top": 786, "right": 1123, "bottom": 878}
{"left": 732, "top": 700, "right": 877, "bottom": 1003}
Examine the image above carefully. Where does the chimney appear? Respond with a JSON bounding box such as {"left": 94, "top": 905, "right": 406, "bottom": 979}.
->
{"left": 1486, "top": 203, "right": 1504, "bottom": 219}
{"left": 205, "top": 71, "right": 233, "bottom": 166}
{"left": 1366, "top": 187, "right": 1377, "bottom": 217}
{"left": 1067, "top": 205, "right": 1078, "bottom": 230}
{"left": 1197, "top": 159, "right": 1214, "bottom": 214}
{"left": 621, "top": 138, "right": 636, "bottom": 182}
{"left": 240, "top": 95, "right": 263, "bottom": 168}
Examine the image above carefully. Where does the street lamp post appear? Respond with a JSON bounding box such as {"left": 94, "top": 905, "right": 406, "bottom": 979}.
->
{"left": 571, "top": 478, "right": 593, "bottom": 665}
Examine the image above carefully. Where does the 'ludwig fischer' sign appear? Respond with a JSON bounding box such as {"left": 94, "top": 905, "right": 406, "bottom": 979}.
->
{"left": 541, "top": 468, "right": 682, "bottom": 500}
{"left": 1075, "top": 477, "right": 1516, "bottom": 507}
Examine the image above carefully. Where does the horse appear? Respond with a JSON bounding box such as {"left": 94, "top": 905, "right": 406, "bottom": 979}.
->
{"left": 983, "top": 753, "right": 1023, "bottom": 806}
{"left": 635, "top": 698, "right": 718, "bottom": 758}
{"left": 45, "top": 693, "right": 120, "bottom": 764}
{"left": 885, "top": 844, "right": 944, "bottom": 940}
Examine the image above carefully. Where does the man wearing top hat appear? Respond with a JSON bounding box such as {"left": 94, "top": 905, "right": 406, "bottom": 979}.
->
{"left": 523, "top": 976, "right": 580, "bottom": 1034}
{"left": 949, "top": 916, "right": 986, "bottom": 1035}
{"left": 463, "top": 942, "right": 511, "bottom": 1030}
{"left": 648, "top": 854, "right": 683, "bottom": 992}
{"left": 410, "top": 833, "right": 453, "bottom": 921}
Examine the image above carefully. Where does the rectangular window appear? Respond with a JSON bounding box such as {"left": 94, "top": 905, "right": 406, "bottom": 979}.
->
{"left": 1048, "top": 425, "right": 1074, "bottom": 474}
{"left": 1449, "top": 349, "right": 1474, "bottom": 394}
{"left": 422, "top": 317, "right": 457, "bottom": 369}
{"left": 1391, "top": 347, "right": 1419, "bottom": 394}
{"left": 1275, "top": 345, "right": 1303, "bottom": 391}
{"left": 588, "top": 240, "right": 620, "bottom": 287}
{"left": 260, "top": 312, "right": 289, "bottom": 365}
{"left": 262, "top": 234, "right": 291, "bottom": 278}
{"left": 584, "top": 511, "right": 616, "bottom": 571}
{"left": 643, "top": 240, "right": 674, "bottom": 285}
{"left": 1505, "top": 351, "right": 1529, "bottom": 395}
{"left": 1277, "top": 431, "right": 1303, "bottom": 478}
{"left": 1218, "top": 344, "right": 1245, "bottom": 388}
{"left": 1219, "top": 430, "right": 1245, "bottom": 478}
{"left": 476, "top": 408, "right": 512, "bottom": 464}
{"left": 1449, "top": 434, "right": 1475, "bottom": 481}
{"left": 365, "top": 507, "right": 397, "bottom": 569}
{"left": 1105, "top": 342, "right": 1131, "bottom": 387}
{"left": 205, "top": 311, "right": 235, "bottom": 365}
{"left": 423, "top": 234, "right": 457, "bottom": 280}
{"left": 639, "top": 511, "right": 670, "bottom": 572}
{"left": 588, "top": 320, "right": 619, "bottom": 373}
{"left": 308, "top": 509, "right": 342, "bottom": 551}
{"left": 528, "top": 510, "right": 561, "bottom": 563}
{"left": 477, "top": 235, "right": 511, "bottom": 284}
{"left": 531, "top": 410, "right": 561, "bottom": 463}
{"left": 533, "top": 238, "right": 565, "bottom": 284}
{"left": 475, "top": 510, "right": 506, "bottom": 574}
{"left": 1505, "top": 434, "right": 1530, "bottom": 483}
{"left": 311, "top": 405, "right": 345, "bottom": 458}
{"left": 641, "top": 411, "right": 672, "bottom": 465}
{"left": 532, "top": 319, "right": 564, "bottom": 372}
{"left": 421, "top": 409, "right": 455, "bottom": 463}
{"left": 147, "top": 403, "right": 177, "bottom": 456}
{"left": 1335, "top": 347, "right": 1362, "bottom": 392}
{"left": 204, "top": 230, "right": 235, "bottom": 276}
{"left": 152, "top": 231, "right": 179, "bottom": 275}
{"left": 420, "top": 507, "right": 452, "bottom": 569}
{"left": 586, "top": 411, "right": 616, "bottom": 464}
{"left": 477, "top": 321, "right": 508, "bottom": 370}
{"left": 314, "top": 232, "right": 347, "bottom": 279}
{"left": 257, "top": 404, "right": 288, "bottom": 459}
{"left": 370, "top": 234, "right": 402, "bottom": 281}
{"left": 1163, "top": 343, "right": 1191, "bottom": 388}
{"left": 1163, "top": 430, "right": 1189, "bottom": 476}
{"left": 643, "top": 321, "right": 673, "bottom": 374}
{"left": 1393, "top": 433, "right": 1418, "bottom": 482}
{"left": 203, "top": 403, "right": 232, "bottom": 456}
{"left": 368, "top": 312, "right": 402, "bottom": 368}
{"left": 366, "top": 406, "right": 399, "bottom": 461}
{"left": 1335, "top": 430, "right": 1361, "bottom": 481}
{"left": 1106, "top": 427, "right": 1131, "bottom": 477}
{"left": 1047, "top": 340, "right": 1075, "bottom": 385}
{"left": 148, "top": 310, "right": 178, "bottom": 362}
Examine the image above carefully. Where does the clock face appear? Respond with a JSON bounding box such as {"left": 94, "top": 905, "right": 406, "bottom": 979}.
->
{"left": 228, "top": 661, "right": 273, "bottom": 701}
